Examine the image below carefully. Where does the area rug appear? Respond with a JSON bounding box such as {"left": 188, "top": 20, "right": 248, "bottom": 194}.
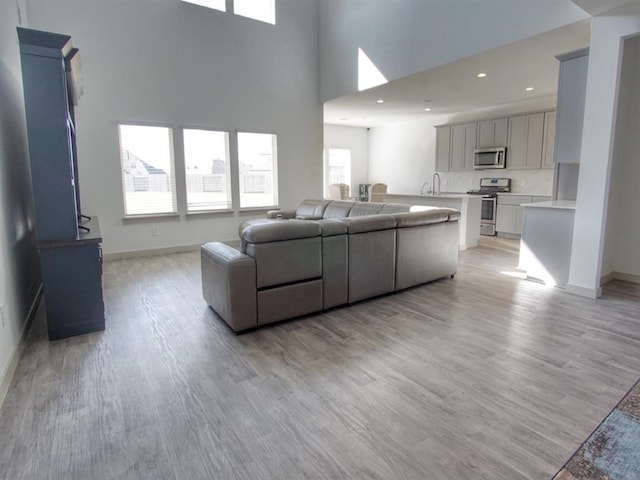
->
{"left": 552, "top": 378, "right": 640, "bottom": 480}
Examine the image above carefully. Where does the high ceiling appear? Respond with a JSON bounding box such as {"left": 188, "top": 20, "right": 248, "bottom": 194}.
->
{"left": 324, "top": 20, "right": 591, "bottom": 128}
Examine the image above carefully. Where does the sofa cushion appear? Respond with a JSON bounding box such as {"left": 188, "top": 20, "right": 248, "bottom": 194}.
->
{"left": 341, "top": 214, "right": 397, "bottom": 234}
{"left": 323, "top": 200, "right": 356, "bottom": 219}
{"left": 379, "top": 203, "right": 412, "bottom": 214}
{"left": 242, "top": 219, "right": 321, "bottom": 245}
{"left": 393, "top": 209, "right": 452, "bottom": 228}
{"left": 247, "top": 237, "right": 322, "bottom": 288}
{"left": 348, "top": 202, "right": 384, "bottom": 217}
{"left": 295, "top": 199, "right": 331, "bottom": 220}
{"left": 316, "top": 218, "right": 348, "bottom": 237}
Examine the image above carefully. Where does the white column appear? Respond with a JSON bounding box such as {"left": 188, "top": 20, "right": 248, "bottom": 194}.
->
{"left": 567, "top": 8, "right": 640, "bottom": 298}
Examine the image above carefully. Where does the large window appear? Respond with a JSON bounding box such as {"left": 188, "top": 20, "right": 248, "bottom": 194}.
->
{"left": 325, "top": 148, "right": 352, "bottom": 197}
{"left": 183, "top": 128, "right": 232, "bottom": 212}
{"left": 181, "top": 0, "right": 225, "bottom": 12}
{"left": 181, "top": 0, "right": 275, "bottom": 24}
{"left": 234, "top": 0, "right": 275, "bottom": 24}
{"left": 118, "top": 124, "right": 177, "bottom": 216}
{"left": 237, "top": 132, "right": 278, "bottom": 208}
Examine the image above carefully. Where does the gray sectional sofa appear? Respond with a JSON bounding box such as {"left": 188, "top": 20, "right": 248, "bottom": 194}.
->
{"left": 201, "top": 199, "right": 460, "bottom": 332}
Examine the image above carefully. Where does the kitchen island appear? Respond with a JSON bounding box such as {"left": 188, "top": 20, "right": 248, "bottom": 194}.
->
{"left": 383, "top": 193, "right": 481, "bottom": 249}
{"left": 519, "top": 200, "right": 576, "bottom": 287}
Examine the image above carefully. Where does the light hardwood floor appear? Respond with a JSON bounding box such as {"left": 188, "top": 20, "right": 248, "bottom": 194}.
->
{"left": 1, "top": 242, "right": 639, "bottom": 480}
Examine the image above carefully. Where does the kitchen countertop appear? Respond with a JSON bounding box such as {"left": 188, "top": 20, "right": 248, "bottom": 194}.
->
{"left": 496, "top": 192, "right": 551, "bottom": 197}
{"left": 385, "top": 192, "right": 473, "bottom": 199}
{"left": 521, "top": 200, "right": 576, "bottom": 210}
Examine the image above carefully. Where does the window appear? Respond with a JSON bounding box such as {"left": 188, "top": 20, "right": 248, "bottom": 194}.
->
{"left": 234, "top": 0, "right": 275, "bottom": 24}
{"left": 183, "top": 128, "right": 232, "bottom": 212}
{"left": 181, "top": 0, "right": 226, "bottom": 12}
{"left": 237, "top": 132, "right": 277, "bottom": 208}
{"left": 118, "top": 124, "right": 177, "bottom": 216}
{"left": 325, "top": 148, "right": 352, "bottom": 197}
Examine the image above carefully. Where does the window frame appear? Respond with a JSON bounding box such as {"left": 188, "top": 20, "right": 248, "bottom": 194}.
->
{"left": 236, "top": 129, "right": 279, "bottom": 211}
{"left": 117, "top": 122, "right": 179, "bottom": 219}
{"left": 182, "top": 126, "right": 233, "bottom": 214}
{"left": 324, "top": 147, "right": 352, "bottom": 199}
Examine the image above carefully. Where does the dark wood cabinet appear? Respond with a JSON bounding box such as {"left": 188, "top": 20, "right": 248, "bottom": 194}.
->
{"left": 18, "top": 27, "right": 105, "bottom": 340}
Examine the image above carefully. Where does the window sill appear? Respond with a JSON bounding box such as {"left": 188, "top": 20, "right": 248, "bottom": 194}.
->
{"left": 239, "top": 206, "right": 279, "bottom": 216}
{"left": 122, "top": 213, "right": 180, "bottom": 224}
{"left": 186, "top": 209, "right": 235, "bottom": 218}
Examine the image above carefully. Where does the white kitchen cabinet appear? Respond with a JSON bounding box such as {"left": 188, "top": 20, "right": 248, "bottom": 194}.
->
{"left": 542, "top": 111, "right": 556, "bottom": 169}
{"left": 554, "top": 49, "right": 589, "bottom": 164}
{"left": 477, "top": 118, "right": 508, "bottom": 148}
{"left": 496, "top": 195, "right": 551, "bottom": 236}
{"left": 507, "top": 113, "right": 544, "bottom": 170}
{"left": 450, "top": 122, "right": 477, "bottom": 171}
{"left": 435, "top": 125, "right": 451, "bottom": 172}
{"left": 496, "top": 204, "right": 524, "bottom": 236}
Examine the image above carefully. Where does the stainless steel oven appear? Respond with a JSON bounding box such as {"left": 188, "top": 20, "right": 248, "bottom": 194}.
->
{"left": 480, "top": 195, "right": 497, "bottom": 236}
{"left": 467, "top": 178, "right": 511, "bottom": 236}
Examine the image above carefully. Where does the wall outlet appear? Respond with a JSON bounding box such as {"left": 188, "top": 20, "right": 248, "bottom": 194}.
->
{"left": 520, "top": 179, "right": 526, "bottom": 186}
{"left": 151, "top": 227, "right": 159, "bottom": 237}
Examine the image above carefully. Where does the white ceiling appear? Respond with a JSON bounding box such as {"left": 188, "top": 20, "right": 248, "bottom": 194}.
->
{"left": 571, "top": 0, "right": 640, "bottom": 16}
{"left": 324, "top": 21, "right": 591, "bottom": 128}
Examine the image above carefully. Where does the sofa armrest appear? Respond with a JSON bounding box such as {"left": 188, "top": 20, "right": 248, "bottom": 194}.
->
{"left": 201, "top": 242, "right": 257, "bottom": 332}
{"left": 266, "top": 209, "right": 296, "bottom": 219}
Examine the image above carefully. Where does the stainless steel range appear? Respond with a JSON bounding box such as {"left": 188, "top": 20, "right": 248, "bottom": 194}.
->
{"left": 466, "top": 178, "right": 511, "bottom": 236}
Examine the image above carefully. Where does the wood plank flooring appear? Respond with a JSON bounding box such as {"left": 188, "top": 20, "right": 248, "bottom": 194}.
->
{"left": 1, "top": 242, "right": 640, "bottom": 479}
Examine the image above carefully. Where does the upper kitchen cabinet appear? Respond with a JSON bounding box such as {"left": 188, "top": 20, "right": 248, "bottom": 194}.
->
{"left": 450, "top": 123, "right": 477, "bottom": 171}
{"left": 554, "top": 48, "right": 589, "bottom": 164}
{"left": 477, "top": 118, "right": 508, "bottom": 148}
{"left": 542, "top": 111, "right": 556, "bottom": 169}
{"left": 435, "top": 125, "right": 451, "bottom": 172}
{"left": 507, "top": 113, "right": 544, "bottom": 170}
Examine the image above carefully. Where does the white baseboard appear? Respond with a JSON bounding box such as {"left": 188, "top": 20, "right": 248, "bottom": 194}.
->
{"left": 0, "top": 286, "right": 43, "bottom": 409}
{"left": 104, "top": 240, "right": 241, "bottom": 261}
{"left": 104, "top": 244, "right": 201, "bottom": 261}
{"left": 601, "top": 271, "right": 640, "bottom": 285}
{"left": 565, "top": 283, "right": 602, "bottom": 299}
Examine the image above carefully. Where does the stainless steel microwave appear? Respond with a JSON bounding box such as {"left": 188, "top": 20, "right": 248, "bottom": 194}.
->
{"left": 474, "top": 147, "right": 506, "bottom": 169}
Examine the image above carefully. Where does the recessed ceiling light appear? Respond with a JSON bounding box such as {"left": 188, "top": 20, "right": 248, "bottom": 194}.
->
{"left": 424, "top": 107, "right": 432, "bottom": 112}
{"left": 525, "top": 86, "right": 535, "bottom": 91}
{"left": 477, "top": 72, "right": 487, "bottom": 78}
{"left": 376, "top": 99, "right": 384, "bottom": 104}
{"left": 340, "top": 117, "right": 348, "bottom": 121}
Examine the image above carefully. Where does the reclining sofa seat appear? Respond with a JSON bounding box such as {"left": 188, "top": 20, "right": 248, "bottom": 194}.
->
{"left": 202, "top": 199, "right": 460, "bottom": 332}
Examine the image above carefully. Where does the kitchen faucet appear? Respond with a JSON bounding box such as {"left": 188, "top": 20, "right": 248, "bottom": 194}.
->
{"left": 420, "top": 182, "right": 429, "bottom": 195}
{"left": 432, "top": 172, "right": 441, "bottom": 195}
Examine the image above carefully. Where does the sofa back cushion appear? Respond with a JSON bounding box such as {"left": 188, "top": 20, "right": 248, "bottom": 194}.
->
{"left": 393, "top": 209, "right": 453, "bottom": 228}
{"left": 348, "top": 202, "right": 384, "bottom": 217}
{"left": 242, "top": 220, "right": 322, "bottom": 289}
{"left": 323, "top": 200, "right": 356, "bottom": 219}
{"left": 295, "top": 199, "right": 332, "bottom": 220}
{"left": 379, "top": 203, "right": 411, "bottom": 214}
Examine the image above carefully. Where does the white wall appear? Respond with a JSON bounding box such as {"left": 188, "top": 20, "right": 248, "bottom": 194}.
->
{"left": 319, "top": 0, "right": 589, "bottom": 102}
{"left": 368, "top": 97, "right": 557, "bottom": 196}
{"left": 323, "top": 124, "right": 368, "bottom": 198}
{"left": 27, "top": 0, "right": 322, "bottom": 255}
{"left": 568, "top": 5, "right": 640, "bottom": 296}
{"left": 0, "top": 0, "right": 41, "bottom": 403}
{"left": 602, "top": 35, "right": 640, "bottom": 279}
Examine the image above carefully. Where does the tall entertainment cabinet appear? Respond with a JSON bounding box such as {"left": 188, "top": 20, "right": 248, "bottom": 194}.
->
{"left": 18, "top": 27, "right": 105, "bottom": 340}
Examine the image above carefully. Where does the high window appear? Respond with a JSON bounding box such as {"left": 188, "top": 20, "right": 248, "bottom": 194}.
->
{"left": 181, "top": 0, "right": 275, "bottom": 24}
{"left": 118, "top": 124, "right": 177, "bottom": 216}
{"left": 237, "top": 132, "right": 278, "bottom": 208}
{"left": 183, "top": 128, "right": 232, "bottom": 212}
{"left": 234, "top": 0, "right": 275, "bottom": 24}
{"left": 181, "top": 0, "right": 226, "bottom": 12}
{"left": 325, "top": 148, "right": 352, "bottom": 197}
